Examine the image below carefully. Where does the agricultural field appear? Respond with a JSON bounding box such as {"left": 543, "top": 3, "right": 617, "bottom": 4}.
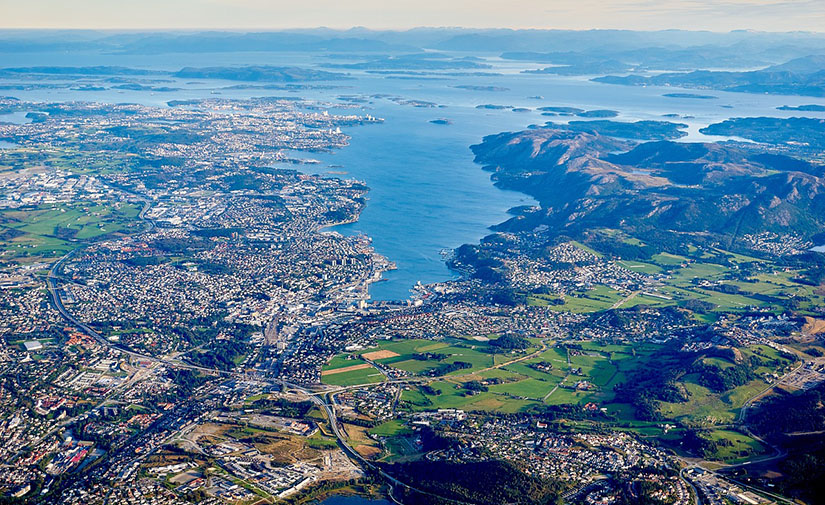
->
{"left": 655, "top": 345, "right": 796, "bottom": 425}
{"left": 400, "top": 380, "right": 536, "bottom": 413}
{"left": 531, "top": 233, "right": 825, "bottom": 317}
{"left": 392, "top": 341, "right": 666, "bottom": 417}
{"left": 0, "top": 201, "right": 142, "bottom": 262}
{"left": 369, "top": 419, "right": 412, "bottom": 438}
{"left": 569, "top": 232, "right": 825, "bottom": 317}
{"left": 544, "top": 285, "right": 627, "bottom": 313}
{"left": 659, "top": 379, "right": 752, "bottom": 424}
{"left": 321, "top": 365, "right": 385, "bottom": 387}
{"left": 392, "top": 337, "right": 797, "bottom": 436}
{"left": 325, "top": 337, "right": 540, "bottom": 384}
{"left": 703, "top": 429, "right": 769, "bottom": 464}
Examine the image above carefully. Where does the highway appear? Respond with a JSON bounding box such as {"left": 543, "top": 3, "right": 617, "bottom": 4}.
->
{"left": 679, "top": 466, "right": 702, "bottom": 505}
{"left": 45, "top": 193, "right": 794, "bottom": 505}
{"left": 48, "top": 254, "right": 804, "bottom": 505}
{"left": 315, "top": 391, "right": 481, "bottom": 505}
{"left": 46, "top": 246, "right": 474, "bottom": 504}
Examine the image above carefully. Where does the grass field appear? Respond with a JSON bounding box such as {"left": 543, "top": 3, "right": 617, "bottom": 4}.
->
{"left": 527, "top": 293, "right": 563, "bottom": 306}
{"left": 401, "top": 380, "right": 536, "bottom": 413}
{"left": 651, "top": 252, "right": 688, "bottom": 266}
{"left": 529, "top": 230, "right": 824, "bottom": 316}
{"left": 321, "top": 365, "right": 384, "bottom": 387}
{"left": 569, "top": 240, "right": 603, "bottom": 258}
{"left": 489, "top": 377, "right": 560, "bottom": 399}
{"left": 381, "top": 435, "right": 423, "bottom": 462}
{"left": 328, "top": 337, "right": 535, "bottom": 380}
{"left": 659, "top": 373, "right": 774, "bottom": 425}
{"left": 705, "top": 429, "right": 769, "bottom": 463}
{"left": 369, "top": 420, "right": 412, "bottom": 438}
{"left": 618, "top": 293, "right": 674, "bottom": 309}
{"left": 394, "top": 342, "right": 667, "bottom": 415}
{"left": 0, "top": 201, "right": 142, "bottom": 261}
{"left": 619, "top": 260, "right": 663, "bottom": 275}
{"left": 547, "top": 285, "right": 627, "bottom": 313}
{"left": 324, "top": 356, "right": 369, "bottom": 370}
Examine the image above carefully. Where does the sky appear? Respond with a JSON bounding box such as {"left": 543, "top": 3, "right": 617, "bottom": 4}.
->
{"left": 2, "top": 0, "right": 824, "bottom": 32}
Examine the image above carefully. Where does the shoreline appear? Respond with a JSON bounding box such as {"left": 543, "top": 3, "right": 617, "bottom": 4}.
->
{"left": 317, "top": 213, "right": 398, "bottom": 302}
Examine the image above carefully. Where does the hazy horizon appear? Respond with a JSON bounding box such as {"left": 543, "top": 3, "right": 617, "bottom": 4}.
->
{"left": 1, "top": 26, "right": 824, "bottom": 35}
{"left": 3, "top": 0, "right": 825, "bottom": 33}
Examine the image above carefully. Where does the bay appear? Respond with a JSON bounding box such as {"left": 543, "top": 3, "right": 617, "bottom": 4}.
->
{"left": 1, "top": 50, "right": 822, "bottom": 299}
{"left": 0, "top": 111, "right": 31, "bottom": 124}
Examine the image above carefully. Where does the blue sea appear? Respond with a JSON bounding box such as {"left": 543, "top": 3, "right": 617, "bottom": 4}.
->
{"left": 2, "top": 50, "right": 823, "bottom": 299}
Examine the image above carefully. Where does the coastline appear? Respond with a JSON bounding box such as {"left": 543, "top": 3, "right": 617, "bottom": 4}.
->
{"left": 317, "top": 211, "right": 397, "bottom": 302}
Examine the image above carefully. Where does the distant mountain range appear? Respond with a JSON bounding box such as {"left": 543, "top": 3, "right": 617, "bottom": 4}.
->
{"left": 593, "top": 55, "right": 825, "bottom": 97}
{"left": 2, "top": 28, "right": 825, "bottom": 65}
{"left": 508, "top": 47, "right": 770, "bottom": 74}
{"left": 0, "top": 65, "right": 349, "bottom": 82}
{"left": 321, "top": 54, "right": 491, "bottom": 71}
{"left": 4, "top": 29, "right": 825, "bottom": 97}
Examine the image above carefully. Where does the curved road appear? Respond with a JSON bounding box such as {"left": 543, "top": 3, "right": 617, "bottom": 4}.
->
{"left": 54, "top": 193, "right": 796, "bottom": 504}
{"left": 44, "top": 197, "right": 479, "bottom": 505}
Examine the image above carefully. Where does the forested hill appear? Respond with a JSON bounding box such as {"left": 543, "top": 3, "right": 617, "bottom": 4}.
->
{"left": 470, "top": 126, "right": 825, "bottom": 243}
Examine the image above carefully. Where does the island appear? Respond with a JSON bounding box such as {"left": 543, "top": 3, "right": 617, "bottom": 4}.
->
{"left": 475, "top": 104, "right": 512, "bottom": 109}
{"left": 699, "top": 116, "right": 825, "bottom": 151}
{"left": 452, "top": 85, "right": 509, "bottom": 92}
{"left": 778, "top": 104, "right": 825, "bottom": 111}
{"left": 173, "top": 65, "right": 349, "bottom": 82}
{"left": 538, "top": 106, "right": 584, "bottom": 114}
{"left": 663, "top": 92, "right": 717, "bottom": 99}
{"left": 575, "top": 109, "right": 619, "bottom": 117}
{"left": 594, "top": 55, "right": 825, "bottom": 97}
